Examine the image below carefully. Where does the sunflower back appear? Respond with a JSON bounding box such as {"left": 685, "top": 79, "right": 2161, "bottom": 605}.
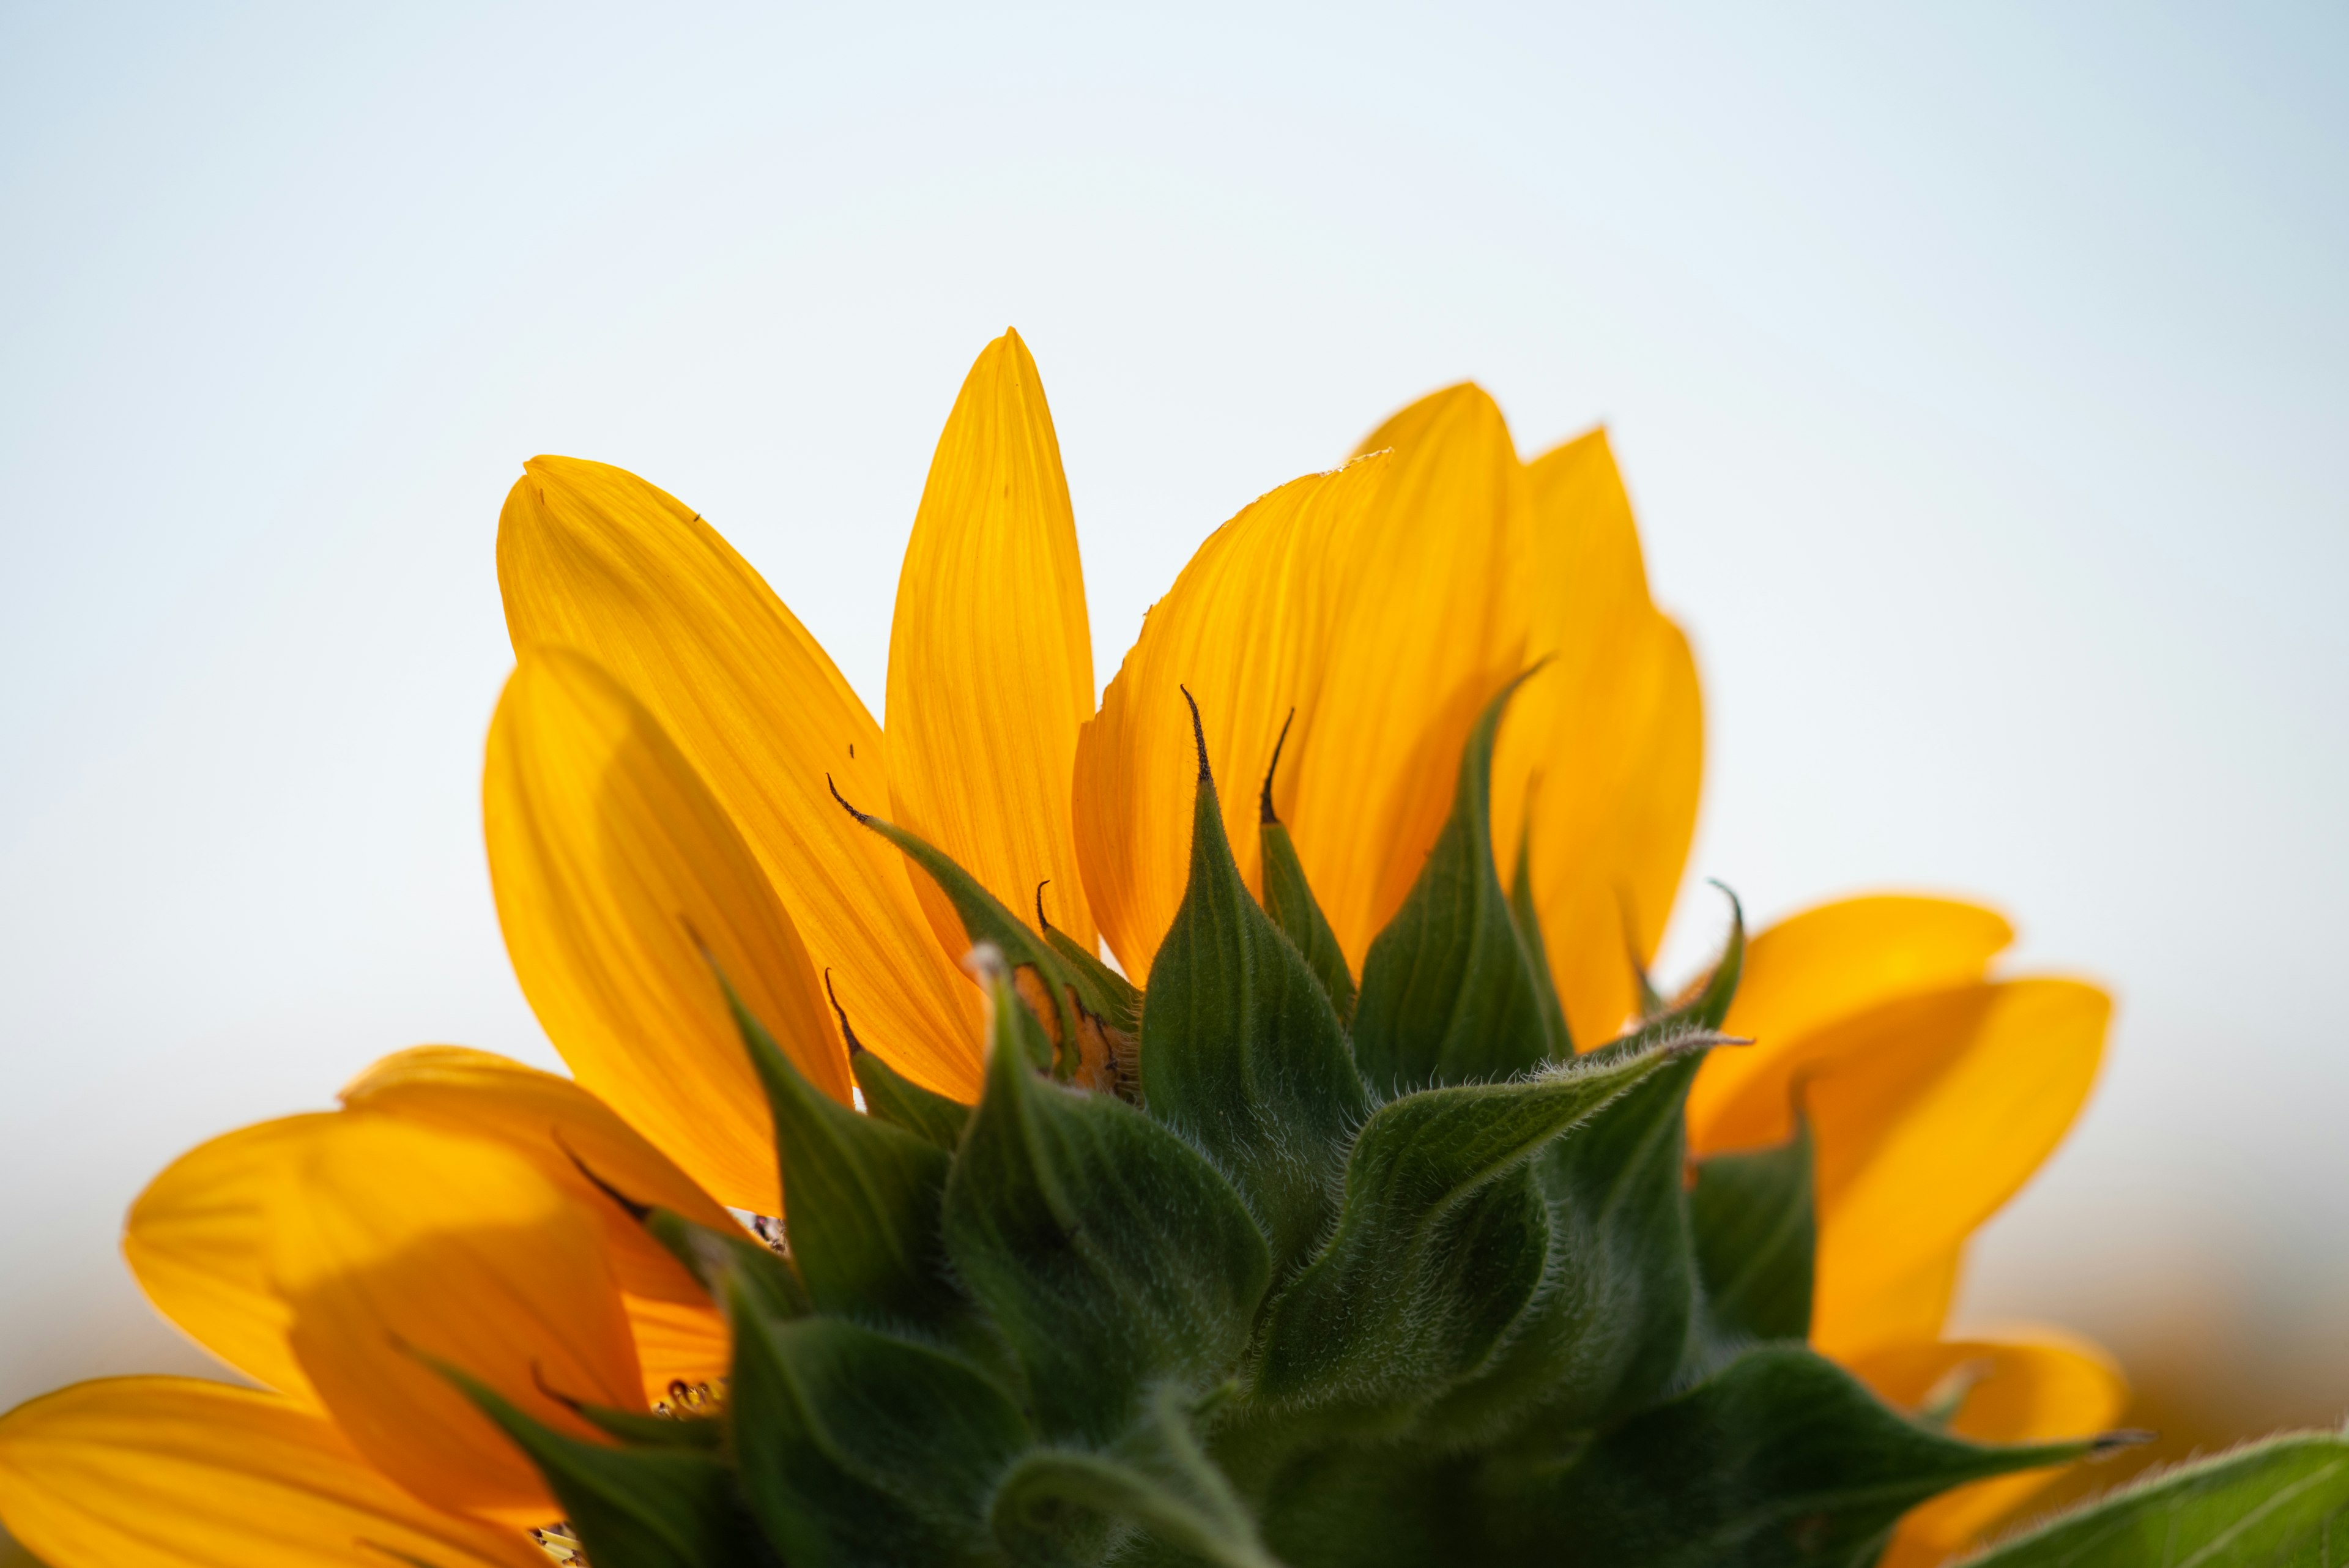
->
{"left": 462, "top": 684, "right": 2104, "bottom": 1568}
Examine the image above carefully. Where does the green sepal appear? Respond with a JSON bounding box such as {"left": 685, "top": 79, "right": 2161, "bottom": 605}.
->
{"left": 1961, "top": 1430, "right": 2345, "bottom": 1567}
{"left": 1500, "top": 1344, "right": 2103, "bottom": 1568}
{"left": 1143, "top": 693, "right": 1369, "bottom": 1272}
{"left": 726, "top": 1277, "right": 1031, "bottom": 1568}
{"left": 567, "top": 1402, "right": 727, "bottom": 1451}
{"left": 1250, "top": 1033, "right": 1704, "bottom": 1416}
{"left": 943, "top": 958, "right": 1272, "bottom": 1444}
{"left": 992, "top": 1384, "right": 1281, "bottom": 1568}
{"left": 1039, "top": 885, "right": 1143, "bottom": 1039}
{"left": 1505, "top": 831, "right": 1572, "bottom": 1059}
{"left": 1256, "top": 712, "right": 1357, "bottom": 1026}
{"left": 642, "top": 1206, "right": 813, "bottom": 1323}
{"left": 828, "top": 776, "right": 1094, "bottom": 1079}
{"left": 1690, "top": 1115, "right": 1816, "bottom": 1347}
{"left": 827, "top": 970, "right": 973, "bottom": 1150}
{"left": 727, "top": 981, "right": 960, "bottom": 1327}
{"left": 436, "top": 1361, "right": 777, "bottom": 1568}
{"left": 1350, "top": 672, "right": 1553, "bottom": 1092}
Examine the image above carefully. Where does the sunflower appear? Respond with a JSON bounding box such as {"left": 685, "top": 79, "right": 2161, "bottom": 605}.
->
{"left": 0, "top": 331, "right": 2118, "bottom": 1568}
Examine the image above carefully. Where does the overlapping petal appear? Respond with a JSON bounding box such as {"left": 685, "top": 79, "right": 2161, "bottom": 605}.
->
{"left": 273, "top": 1113, "right": 642, "bottom": 1524}
{"left": 340, "top": 1046, "right": 736, "bottom": 1399}
{"left": 0, "top": 1377, "right": 543, "bottom": 1568}
{"left": 888, "top": 329, "right": 1099, "bottom": 956}
{"left": 498, "top": 454, "right": 981, "bottom": 1096}
{"left": 1274, "top": 385, "right": 1533, "bottom": 961}
{"left": 1857, "top": 1334, "right": 2130, "bottom": 1568}
{"left": 485, "top": 647, "right": 843, "bottom": 1213}
{"left": 1074, "top": 456, "right": 1391, "bottom": 974}
{"left": 122, "top": 1113, "right": 335, "bottom": 1405}
{"left": 1491, "top": 429, "right": 1703, "bottom": 1047}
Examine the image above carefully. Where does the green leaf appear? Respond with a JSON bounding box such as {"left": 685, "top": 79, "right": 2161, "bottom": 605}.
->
{"left": 1250, "top": 1034, "right": 1702, "bottom": 1416}
{"left": 826, "top": 970, "right": 973, "bottom": 1151}
{"left": 1143, "top": 693, "right": 1369, "bottom": 1272}
{"left": 642, "top": 1206, "right": 812, "bottom": 1323}
{"left": 728, "top": 981, "right": 960, "bottom": 1326}
{"left": 1350, "top": 673, "right": 1554, "bottom": 1093}
{"left": 1502, "top": 1344, "right": 2101, "bottom": 1568}
{"left": 829, "top": 776, "right": 1107, "bottom": 1081}
{"left": 1961, "top": 1431, "right": 2349, "bottom": 1568}
{"left": 1505, "top": 831, "right": 1572, "bottom": 1059}
{"left": 437, "top": 1361, "right": 776, "bottom": 1568}
{"left": 1690, "top": 1117, "right": 1816, "bottom": 1347}
{"left": 992, "top": 1386, "right": 1284, "bottom": 1568}
{"left": 1256, "top": 711, "right": 1357, "bottom": 1026}
{"left": 727, "top": 1282, "right": 1031, "bottom": 1568}
{"left": 943, "top": 957, "right": 1273, "bottom": 1444}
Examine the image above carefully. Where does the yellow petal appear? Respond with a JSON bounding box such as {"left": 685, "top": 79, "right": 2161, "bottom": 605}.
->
{"left": 274, "top": 1114, "right": 644, "bottom": 1525}
{"left": 122, "top": 1115, "right": 336, "bottom": 1406}
{"left": 1074, "top": 457, "right": 1391, "bottom": 975}
{"left": 499, "top": 454, "right": 981, "bottom": 1098}
{"left": 1492, "top": 430, "right": 1703, "bottom": 1047}
{"left": 1280, "top": 384, "right": 1534, "bottom": 960}
{"left": 340, "top": 1046, "right": 737, "bottom": 1399}
{"left": 485, "top": 647, "right": 847, "bottom": 1214}
{"left": 1807, "top": 980, "right": 2112, "bottom": 1360}
{"left": 886, "top": 329, "right": 1098, "bottom": 956}
{"left": 0, "top": 1377, "right": 543, "bottom": 1568}
{"left": 1858, "top": 1332, "right": 2129, "bottom": 1568}
{"left": 1689, "top": 895, "right": 2017, "bottom": 1155}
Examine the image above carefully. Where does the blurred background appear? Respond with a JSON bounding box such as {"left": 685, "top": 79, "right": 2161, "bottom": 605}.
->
{"left": 2, "top": 2, "right": 2343, "bottom": 1556}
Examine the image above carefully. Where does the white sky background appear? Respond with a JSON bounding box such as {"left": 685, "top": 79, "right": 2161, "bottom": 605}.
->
{"left": 1, "top": 0, "right": 2343, "bottom": 1443}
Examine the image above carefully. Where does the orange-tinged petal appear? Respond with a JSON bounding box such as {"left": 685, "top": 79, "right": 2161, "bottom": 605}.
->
{"left": 1859, "top": 1333, "right": 2129, "bottom": 1568}
{"left": 1493, "top": 431, "right": 1703, "bottom": 1047}
{"left": 1074, "top": 457, "right": 1390, "bottom": 975}
{"left": 485, "top": 647, "right": 845, "bottom": 1214}
{"left": 122, "top": 1115, "right": 335, "bottom": 1406}
{"left": 1806, "top": 980, "right": 2111, "bottom": 1360}
{"left": 886, "top": 329, "right": 1097, "bottom": 956}
{"left": 498, "top": 455, "right": 981, "bottom": 1098}
{"left": 1282, "top": 385, "right": 1533, "bottom": 960}
{"left": 340, "top": 1046, "right": 736, "bottom": 1400}
{"left": 1690, "top": 896, "right": 2018, "bottom": 1155}
{"left": 273, "top": 1115, "right": 643, "bottom": 1525}
{"left": 0, "top": 1377, "right": 543, "bottom": 1568}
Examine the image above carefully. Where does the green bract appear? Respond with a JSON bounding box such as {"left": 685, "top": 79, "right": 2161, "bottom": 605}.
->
{"left": 465, "top": 686, "right": 2112, "bottom": 1568}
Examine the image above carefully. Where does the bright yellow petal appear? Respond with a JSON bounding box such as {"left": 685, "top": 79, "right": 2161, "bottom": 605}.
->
{"left": 1492, "top": 429, "right": 1704, "bottom": 1048}
{"left": 1074, "top": 456, "right": 1390, "bottom": 975}
{"left": 486, "top": 647, "right": 847, "bottom": 1214}
{"left": 1689, "top": 895, "right": 2017, "bottom": 1155}
{"left": 886, "top": 329, "right": 1098, "bottom": 957}
{"left": 340, "top": 1046, "right": 736, "bottom": 1400}
{"left": 0, "top": 1377, "right": 543, "bottom": 1568}
{"left": 1859, "top": 1332, "right": 2129, "bottom": 1568}
{"left": 499, "top": 455, "right": 981, "bottom": 1098}
{"left": 274, "top": 1115, "right": 643, "bottom": 1525}
{"left": 122, "top": 1115, "right": 335, "bottom": 1406}
{"left": 1280, "top": 384, "right": 1534, "bottom": 960}
{"left": 1808, "top": 979, "right": 2112, "bottom": 1360}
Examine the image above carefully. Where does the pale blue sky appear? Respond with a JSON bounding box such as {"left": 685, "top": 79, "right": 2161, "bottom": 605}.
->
{"left": 2, "top": 0, "right": 2343, "bottom": 1450}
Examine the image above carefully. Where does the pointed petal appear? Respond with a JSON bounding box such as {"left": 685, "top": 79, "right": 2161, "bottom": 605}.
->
{"left": 1858, "top": 1333, "right": 2130, "bottom": 1568}
{"left": 1802, "top": 980, "right": 2112, "bottom": 1359}
{"left": 485, "top": 647, "right": 848, "bottom": 1213}
{"left": 122, "top": 1115, "right": 336, "bottom": 1405}
{"left": 1689, "top": 895, "right": 2018, "bottom": 1154}
{"left": 1493, "top": 430, "right": 1704, "bottom": 1047}
{"left": 340, "top": 1046, "right": 736, "bottom": 1399}
{"left": 275, "top": 1115, "right": 644, "bottom": 1525}
{"left": 499, "top": 455, "right": 981, "bottom": 1097}
{"left": 886, "top": 329, "right": 1098, "bottom": 956}
{"left": 0, "top": 1377, "right": 543, "bottom": 1568}
{"left": 1074, "top": 457, "right": 1390, "bottom": 974}
{"left": 1280, "top": 385, "right": 1534, "bottom": 959}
